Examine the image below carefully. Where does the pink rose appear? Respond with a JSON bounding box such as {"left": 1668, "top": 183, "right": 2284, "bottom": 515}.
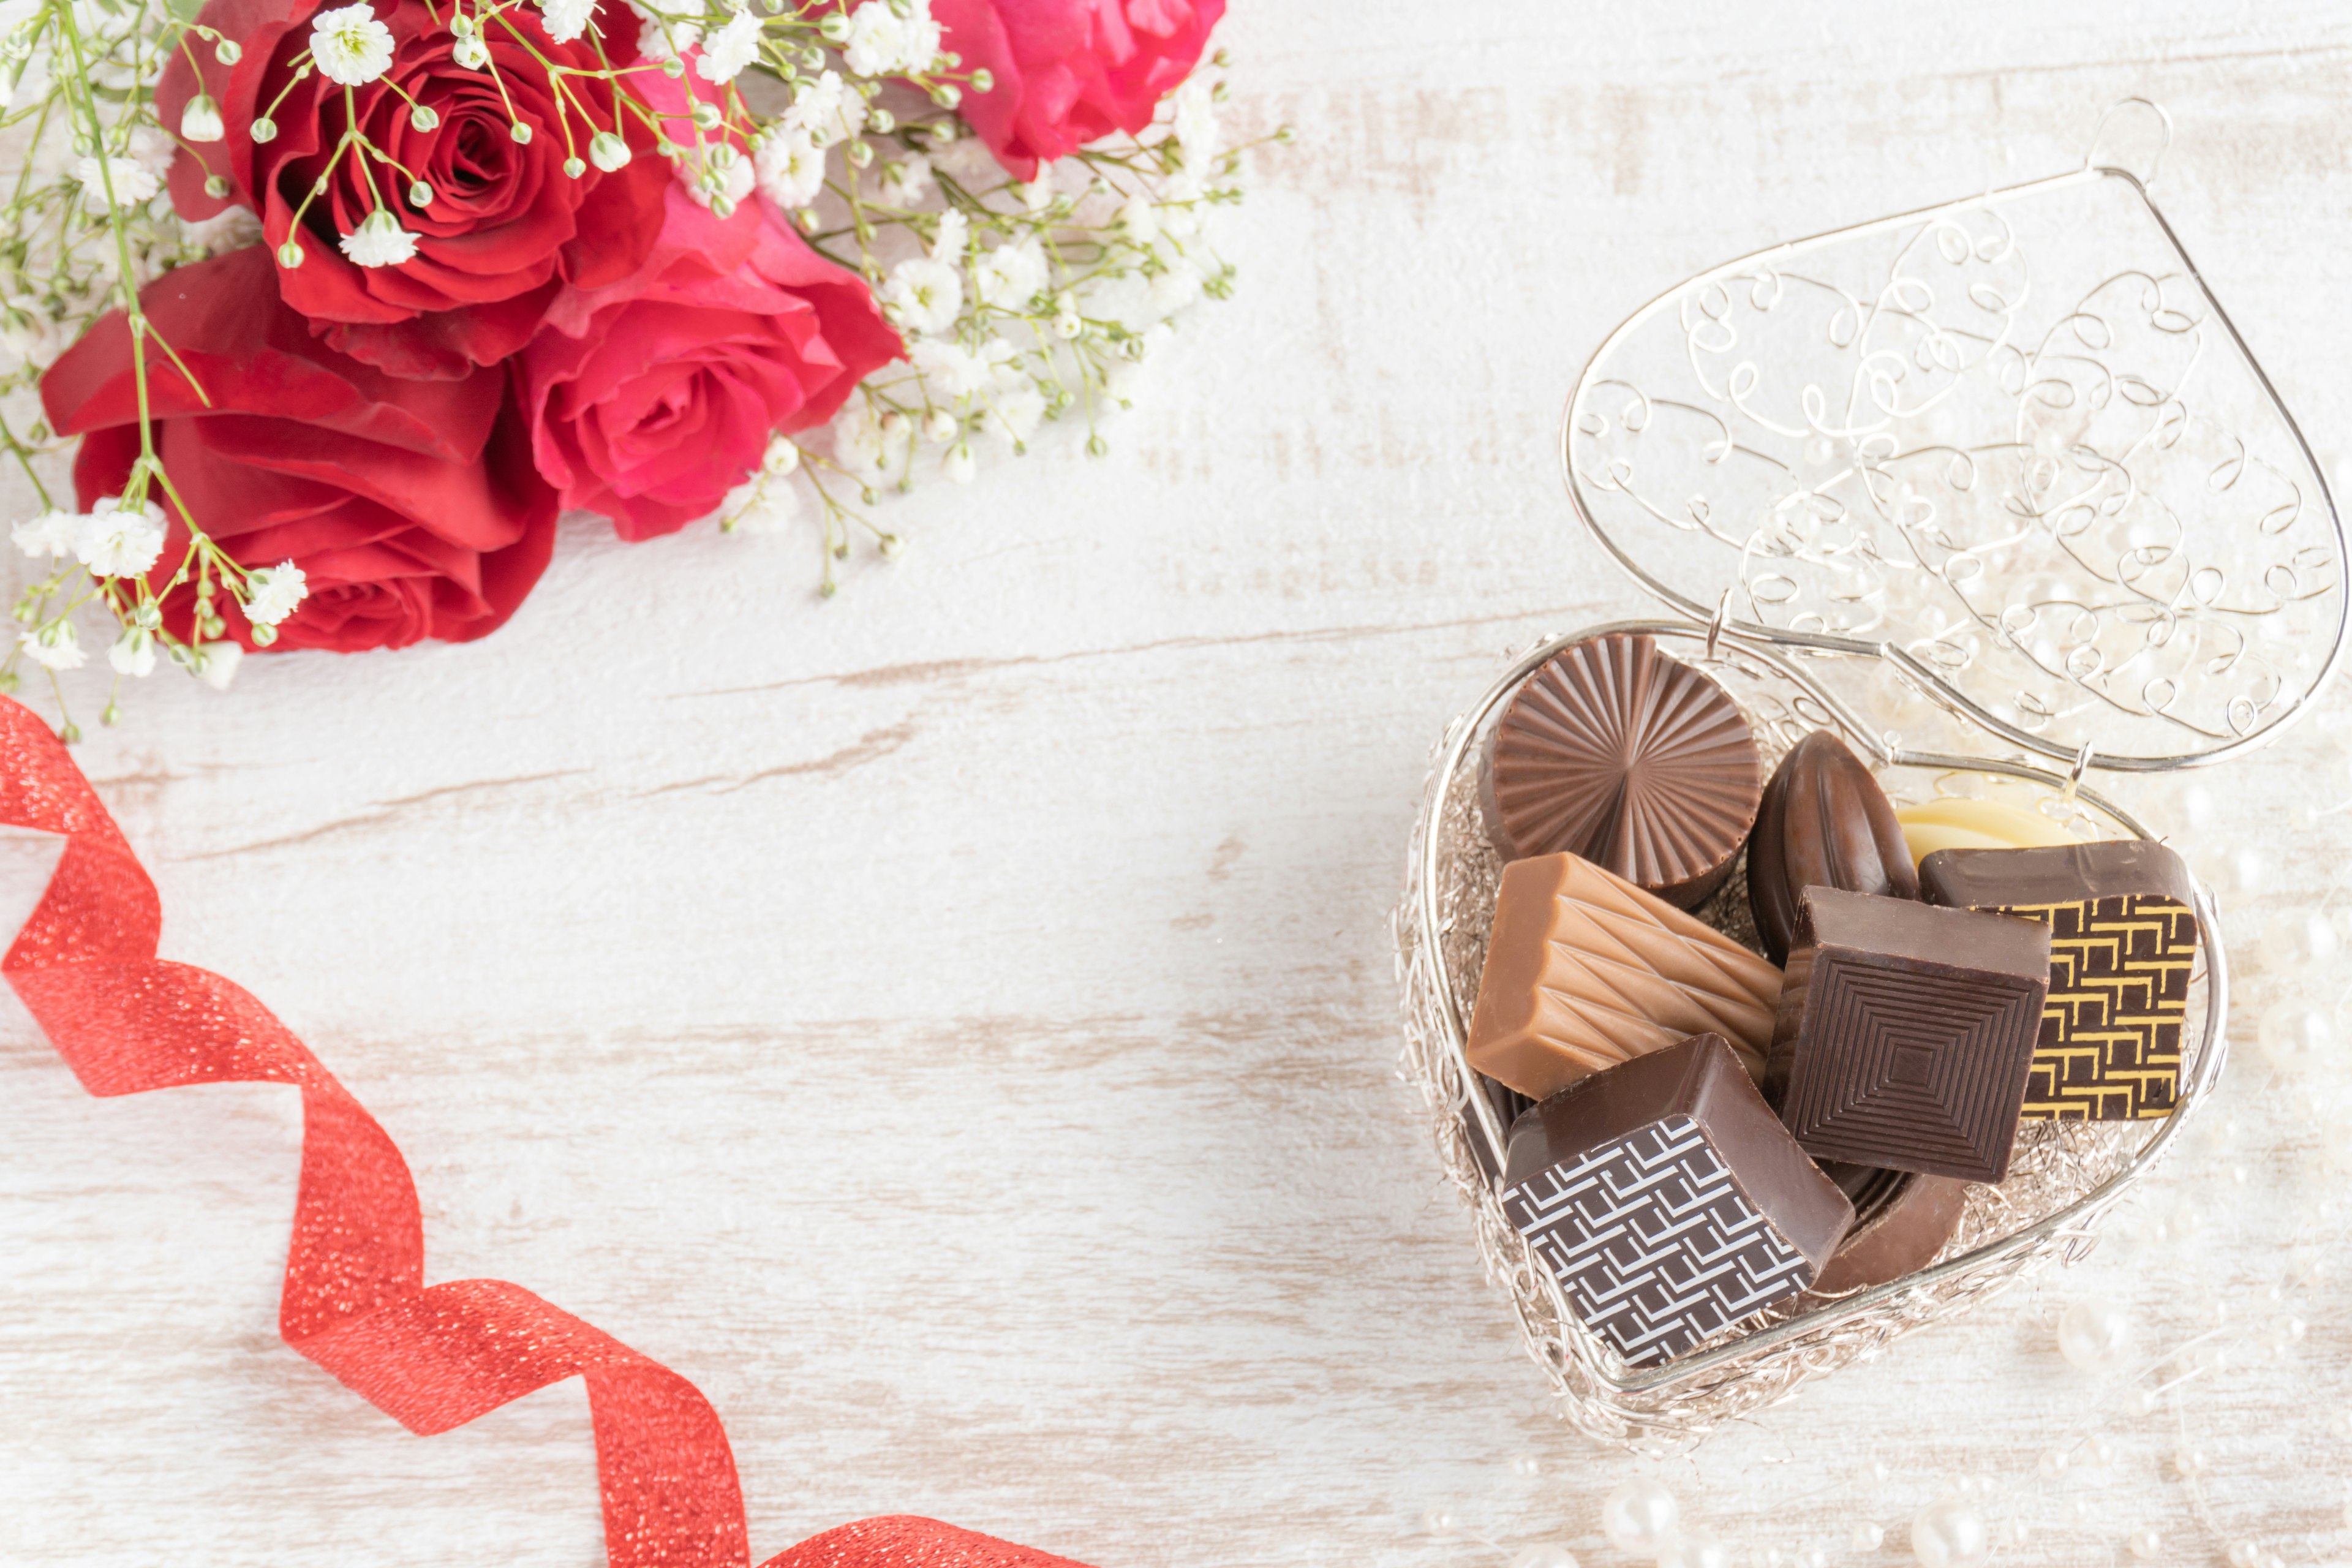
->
{"left": 520, "top": 187, "right": 900, "bottom": 541}
{"left": 938, "top": 0, "right": 1225, "bottom": 178}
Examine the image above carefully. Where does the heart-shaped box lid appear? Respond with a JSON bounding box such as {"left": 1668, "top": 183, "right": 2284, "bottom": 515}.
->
{"left": 1562, "top": 130, "right": 2345, "bottom": 771}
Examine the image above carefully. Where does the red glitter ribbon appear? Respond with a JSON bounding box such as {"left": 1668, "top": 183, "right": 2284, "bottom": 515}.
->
{"left": 0, "top": 698, "right": 1088, "bottom": 1568}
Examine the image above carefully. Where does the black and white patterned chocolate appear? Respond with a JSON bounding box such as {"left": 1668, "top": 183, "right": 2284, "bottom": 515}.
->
{"left": 1502, "top": 1114, "right": 1815, "bottom": 1367}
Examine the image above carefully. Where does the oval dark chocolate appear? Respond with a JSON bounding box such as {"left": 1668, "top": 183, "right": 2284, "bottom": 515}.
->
{"left": 1746, "top": 730, "right": 1918, "bottom": 965}
{"left": 1479, "top": 633, "right": 1763, "bottom": 910}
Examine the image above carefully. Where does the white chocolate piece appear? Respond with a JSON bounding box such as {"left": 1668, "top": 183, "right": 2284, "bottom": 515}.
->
{"left": 1894, "top": 797, "right": 2076, "bottom": 866}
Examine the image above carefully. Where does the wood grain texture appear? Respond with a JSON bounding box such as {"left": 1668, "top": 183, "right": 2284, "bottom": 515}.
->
{"left": 2, "top": 3, "right": 2351, "bottom": 1565}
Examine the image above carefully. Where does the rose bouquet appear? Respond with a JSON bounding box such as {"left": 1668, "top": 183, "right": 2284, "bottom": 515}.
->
{"left": 0, "top": 0, "right": 1265, "bottom": 729}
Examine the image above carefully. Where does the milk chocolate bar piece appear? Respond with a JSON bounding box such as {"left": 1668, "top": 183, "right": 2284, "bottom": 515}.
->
{"left": 1468, "top": 851, "right": 1783, "bottom": 1101}
{"left": 1920, "top": 839, "right": 2197, "bottom": 1121}
{"left": 1502, "top": 1033, "right": 1854, "bottom": 1367}
{"left": 1480, "top": 633, "right": 1763, "bottom": 908}
{"left": 1747, "top": 731, "right": 1919, "bottom": 966}
{"left": 1805, "top": 1162, "right": 1971, "bottom": 1296}
{"left": 1768, "top": 886, "right": 2049, "bottom": 1183}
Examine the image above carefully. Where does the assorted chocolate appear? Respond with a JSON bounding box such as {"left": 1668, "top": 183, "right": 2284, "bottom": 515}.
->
{"left": 1463, "top": 631, "right": 2204, "bottom": 1361}
{"left": 1501, "top": 1033, "right": 1853, "bottom": 1366}
{"left": 1747, "top": 731, "right": 1919, "bottom": 966}
{"left": 1480, "top": 632, "right": 1763, "bottom": 909}
{"left": 1921, "top": 839, "right": 2198, "bottom": 1121}
{"left": 1466, "top": 852, "right": 1782, "bottom": 1100}
{"left": 1806, "top": 1163, "right": 1971, "bottom": 1297}
{"left": 1767, "top": 886, "right": 2049, "bottom": 1182}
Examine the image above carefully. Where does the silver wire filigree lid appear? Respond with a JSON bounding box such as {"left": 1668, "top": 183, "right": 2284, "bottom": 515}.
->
{"left": 1562, "top": 119, "right": 2346, "bottom": 769}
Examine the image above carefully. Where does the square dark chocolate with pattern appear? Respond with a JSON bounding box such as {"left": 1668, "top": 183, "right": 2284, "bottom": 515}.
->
{"left": 1501, "top": 1033, "right": 1852, "bottom": 1367}
{"left": 1766, "top": 886, "right": 2049, "bottom": 1183}
{"left": 1920, "top": 839, "right": 2197, "bottom": 1121}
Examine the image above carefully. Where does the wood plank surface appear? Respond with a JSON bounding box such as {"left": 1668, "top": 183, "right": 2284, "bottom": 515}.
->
{"left": 2, "top": 3, "right": 2350, "bottom": 1564}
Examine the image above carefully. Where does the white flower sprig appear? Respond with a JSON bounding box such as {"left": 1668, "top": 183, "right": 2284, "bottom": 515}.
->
{"left": 0, "top": 0, "right": 1272, "bottom": 728}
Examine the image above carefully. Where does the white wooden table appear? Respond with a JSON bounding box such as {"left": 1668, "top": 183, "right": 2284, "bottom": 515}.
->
{"left": 4, "top": 3, "right": 2350, "bottom": 1564}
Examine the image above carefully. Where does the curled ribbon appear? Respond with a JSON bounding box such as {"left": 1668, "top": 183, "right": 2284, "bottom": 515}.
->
{"left": 0, "top": 698, "right": 1088, "bottom": 1568}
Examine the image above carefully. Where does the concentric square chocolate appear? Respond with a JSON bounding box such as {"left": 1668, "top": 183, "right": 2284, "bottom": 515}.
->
{"left": 1501, "top": 1033, "right": 1852, "bottom": 1367}
{"left": 1766, "top": 886, "right": 2049, "bottom": 1183}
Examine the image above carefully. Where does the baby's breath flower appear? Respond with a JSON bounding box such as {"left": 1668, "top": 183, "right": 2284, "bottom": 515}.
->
{"left": 339, "top": 208, "right": 420, "bottom": 267}
{"left": 982, "top": 385, "right": 1046, "bottom": 445}
{"left": 1148, "top": 254, "right": 1203, "bottom": 313}
{"left": 883, "top": 256, "right": 960, "bottom": 336}
{"left": 109, "top": 627, "right": 156, "bottom": 679}
{"left": 181, "top": 94, "right": 227, "bottom": 143}
{"left": 785, "top": 69, "right": 861, "bottom": 147}
{"left": 309, "top": 3, "right": 395, "bottom": 86}
{"left": 974, "top": 238, "right": 1046, "bottom": 309}
{"left": 12, "top": 509, "right": 79, "bottom": 560}
{"left": 190, "top": 640, "right": 243, "bottom": 690}
{"left": 538, "top": 0, "right": 598, "bottom": 45}
{"left": 680, "top": 142, "right": 753, "bottom": 211}
{"left": 930, "top": 207, "right": 967, "bottom": 264}
{"left": 720, "top": 471, "right": 799, "bottom": 534}
{"left": 625, "top": 0, "right": 697, "bottom": 60}
{"left": 696, "top": 6, "right": 761, "bottom": 83}
{"left": 589, "top": 130, "right": 631, "bottom": 172}
{"left": 876, "top": 153, "right": 932, "bottom": 208}
{"left": 840, "top": 0, "right": 907, "bottom": 75}
{"left": 1115, "top": 194, "right": 1159, "bottom": 243}
{"left": 753, "top": 123, "right": 823, "bottom": 208}
{"left": 451, "top": 31, "right": 488, "bottom": 68}
{"left": 243, "top": 562, "right": 308, "bottom": 627}
{"left": 761, "top": 434, "right": 800, "bottom": 475}
{"left": 73, "top": 496, "right": 167, "bottom": 576}
{"left": 19, "top": 622, "right": 85, "bottom": 671}
{"left": 910, "top": 339, "right": 981, "bottom": 397}
{"left": 832, "top": 403, "right": 892, "bottom": 478}
{"left": 940, "top": 441, "right": 975, "bottom": 484}
{"left": 1170, "top": 75, "right": 1219, "bottom": 159}
{"left": 74, "top": 156, "right": 160, "bottom": 212}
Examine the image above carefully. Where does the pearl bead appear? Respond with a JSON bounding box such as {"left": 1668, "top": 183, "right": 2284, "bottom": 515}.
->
{"left": 1994, "top": 1519, "right": 2030, "bottom": 1548}
{"left": 1512, "top": 1550, "right": 1579, "bottom": 1568}
{"left": 1509, "top": 1453, "right": 1544, "bottom": 1477}
{"left": 1850, "top": 1523, "right": 1886, "bottom": 1551}
{"left": 1602, "top": 1481, "right": 1679, "bottom": 1554}
{"left": 2174, "top": 1446, "right": 2207, "bottom": 1477}
{"left": 2128, "top": 1529, "right": 2161, "bottom": 1559}
{"left": 2263, "top": 910, "right": 2339, "bottom": 971}
{"left": 2225, "top": 1543, "right": 2261, "bottom": 1568}
{"left": 2037, "top": 1446, "right": 2068, "bottom": 1477}
{"left": 2058, "top": 1300, "right": 2132, "bottom": 1371}
{"left": 2257, "top": 1002, "right": 2337, "bottom": 1077}
{"left": 1805, "top": 1551, "right": 1828, "bottom": 1568}
{"left": 1657, "top": 1529, "right": 1732, "bottom": 1568}
{"left": 1422, "top": 1508, "right": 1456, "bottom": 1537}
{"left": 1910, "top": 1501, "right": 1989, "bottom": 1568}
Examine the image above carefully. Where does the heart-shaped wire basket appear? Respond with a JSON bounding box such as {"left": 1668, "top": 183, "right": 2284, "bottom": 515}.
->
{"left": 1392, "top": 106, "right": 2340, "bottom": 1449}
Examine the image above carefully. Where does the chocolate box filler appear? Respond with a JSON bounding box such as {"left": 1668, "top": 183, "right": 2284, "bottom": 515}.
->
{"left": 1392, "top": 104, "right": 2347, "bottom": 1449}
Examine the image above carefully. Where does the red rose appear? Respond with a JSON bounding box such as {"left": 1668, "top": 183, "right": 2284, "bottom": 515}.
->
{"left": 159, "top": 0, "right": 668, "bottom": 380}
{"left": 522, "top": 178, "right": 900, "bottom": 540}
{"left": 40, "top": 247, "right": 555, "bottom": 654}
{"left": 937, "top": 0, "right": 1225, "bottom": 178}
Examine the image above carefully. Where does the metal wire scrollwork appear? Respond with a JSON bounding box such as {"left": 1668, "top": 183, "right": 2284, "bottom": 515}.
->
{"left": 1563, "top": 163, "right": 2346, "bottom": 770}
{"left": 1392, "top": 622, "right": 2228, "bottom": 1451}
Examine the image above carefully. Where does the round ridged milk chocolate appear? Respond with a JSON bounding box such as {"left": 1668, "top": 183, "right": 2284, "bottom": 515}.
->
{"left": 1746, "top": 730, "right": 1918, "bottom": 965}
{"left": 1479, "top": 633, "right": 1763, "bottom": 910}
